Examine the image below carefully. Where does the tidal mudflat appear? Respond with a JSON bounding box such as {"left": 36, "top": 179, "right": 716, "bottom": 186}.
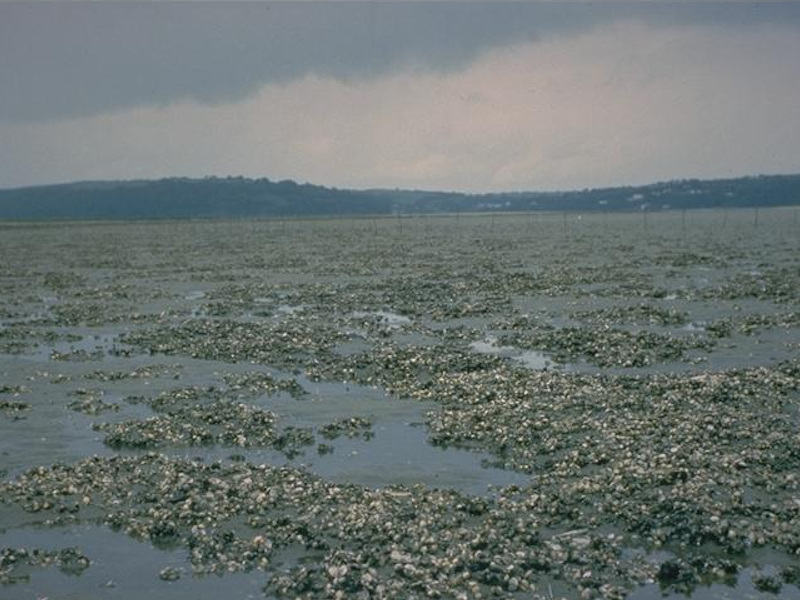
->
{"left": 1, "top": 209, "right": 799, "bottom": 599}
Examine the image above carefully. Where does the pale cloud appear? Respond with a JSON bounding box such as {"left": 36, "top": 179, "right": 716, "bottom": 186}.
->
{"left": 2, "top": 20, "right": 799, "bottom": 192}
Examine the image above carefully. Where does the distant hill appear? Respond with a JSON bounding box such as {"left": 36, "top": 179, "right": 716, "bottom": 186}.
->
{"left": 0, "top": 173, "right": 799, "bottom": 220}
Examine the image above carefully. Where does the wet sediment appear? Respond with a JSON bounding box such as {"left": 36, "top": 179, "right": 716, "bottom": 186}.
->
{"left": 0, "top": 211, "right": 799, "bottom": 599}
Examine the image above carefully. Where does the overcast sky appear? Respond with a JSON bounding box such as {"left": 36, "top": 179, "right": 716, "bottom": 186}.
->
{"left": 1, "top": 2, "right": 799, "bottom": 192}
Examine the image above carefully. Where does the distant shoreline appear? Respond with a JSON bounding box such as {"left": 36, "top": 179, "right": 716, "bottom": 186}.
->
{"left": 1, "top": 173, "right": 799, "bottom": 221}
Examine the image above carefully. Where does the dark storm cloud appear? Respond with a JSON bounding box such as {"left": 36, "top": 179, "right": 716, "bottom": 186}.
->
{"left": 3, "top": 2, "right": 800, "bottom": 123}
